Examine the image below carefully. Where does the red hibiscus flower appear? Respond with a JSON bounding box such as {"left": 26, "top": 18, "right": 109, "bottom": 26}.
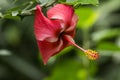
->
{"left": 34, "top": 4, "right": 98, "bottom": 65}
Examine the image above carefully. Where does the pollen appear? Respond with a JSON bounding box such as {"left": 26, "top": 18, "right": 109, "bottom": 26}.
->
{"left": 84, "top": 49, "right": 99, "bottom": 60}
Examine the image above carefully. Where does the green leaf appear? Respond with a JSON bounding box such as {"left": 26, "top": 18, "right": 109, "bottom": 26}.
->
{"left": 92, "top": 28, "right": 120, "bottom": 42}
{"left": 0, "top": 12, "right": 3, "bottom": 18}
{"left": 40, "top": 0, "right": 55, "bottom": 6}
{"left": 12, "top": 11, "right": 19, "bottom": 16}
{"left": 59, "top": 0, "right": 99, "bottom": 6}
{"left": 97, "top": 42, "right": 120, "bottom": 51}
{"left": 96, "top": 41, "right": 120, "bottom": 56}
{"left": 75, "top": 7, "right": 99, "bottom": 29}
{"left": 0, "top": 50, "right": 11, "bottom": 56}
{"left": 77, "top": 0, "right": 99, "bottom": 5}
{"left": 3, "top": 14, "right": 21, "bottom": 20}
{"left": 3, "top": 1, "right": 34, "bottom": 19}
{"left": 6, "top": 1, "right": 31, "bottom": 13}
{"left": 66, "top": 0, "right": 78, "bottom": 4}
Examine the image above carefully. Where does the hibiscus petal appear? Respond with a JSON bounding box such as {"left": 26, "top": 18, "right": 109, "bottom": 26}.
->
{"left": 37, "top": 39, "right": 63, "bottom": 65}
{"left": 47, "top": 4, "right": 74, "bottom": 27}
{"left": 34, "top": 5, "right": 62, "bottom": 42}
{"left": 65, "top": 14, "right": 79, "bottom": 37}
{"left": 66, "top": 14, "right": 78, "bottom": 32}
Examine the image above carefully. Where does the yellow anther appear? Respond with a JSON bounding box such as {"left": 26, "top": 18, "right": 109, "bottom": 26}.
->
{"left": 84, "top": 49, "right": 99, "bottom": 60}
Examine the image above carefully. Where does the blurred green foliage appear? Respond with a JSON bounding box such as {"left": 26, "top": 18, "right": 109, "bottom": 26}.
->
{"left": 0, "top": 0, "right": 120, "bottom": 80}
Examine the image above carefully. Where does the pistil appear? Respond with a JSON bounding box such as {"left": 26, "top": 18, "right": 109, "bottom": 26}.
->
{"left": 64, "top": 35, "right": 99, "bottom": 60}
